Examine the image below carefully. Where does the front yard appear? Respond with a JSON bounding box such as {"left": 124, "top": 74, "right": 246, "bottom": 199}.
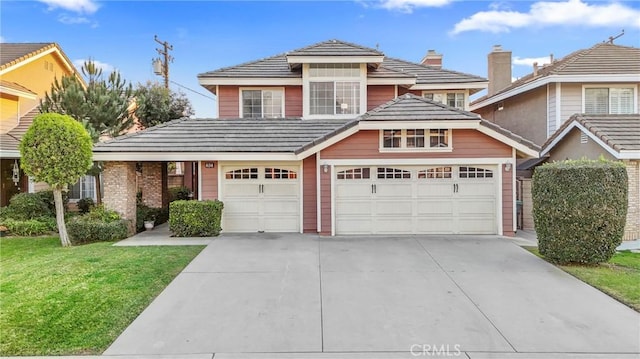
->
{"left": 529, "top": 248, "right": 640, "bottom": 311}
{"left": 0, "top": 236, "right": 204, "bottom": 356}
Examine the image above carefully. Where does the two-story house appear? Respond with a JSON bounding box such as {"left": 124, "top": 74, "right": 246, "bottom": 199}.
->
{"left": 94, "top": 39, "right": 538, "bottom": 236}
{"left": 0, "top": 43, "right": 99, "bottom": 207}
{"left": 471, "top": 42, "right": 640, "bottom": 240}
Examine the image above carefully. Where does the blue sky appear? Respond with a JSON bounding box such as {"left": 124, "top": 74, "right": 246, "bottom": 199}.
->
{"left": 2, "top": 0, "right": 639, "bottom": 118}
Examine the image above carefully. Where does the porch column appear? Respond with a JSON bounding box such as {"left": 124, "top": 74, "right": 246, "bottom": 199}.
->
{"left": 103, "top": 161, "right": 137, "bottom": 235}
{"left": 141, "top": 162, "right": 163, "bottom": 208}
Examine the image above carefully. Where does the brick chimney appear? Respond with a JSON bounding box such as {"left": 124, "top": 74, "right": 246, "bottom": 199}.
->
{"left": 421, "top": 49, "right": 442, "bottom": 69}
{"left": 487, "top": 45, "right": 512, "bottom": 96}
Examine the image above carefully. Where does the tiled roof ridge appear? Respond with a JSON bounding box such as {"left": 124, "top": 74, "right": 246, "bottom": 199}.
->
{"left": 198, "top": 52, "right": 288, "bottom": 76}
{"left": 287, "top": 39, "right": 384, "bottom": 56}
{"left": 359, "top": 93, "right": 481, "bottom": 121}
{"left": 383, "top": 56, "right": 486, "bottom": 81}
{"left": 0, "top": 42, "right": 56, "bottom": 70}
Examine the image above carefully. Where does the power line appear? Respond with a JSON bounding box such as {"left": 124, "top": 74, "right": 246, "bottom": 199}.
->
{"left": 170, "top": 80, "right": 216, "bottom": 101}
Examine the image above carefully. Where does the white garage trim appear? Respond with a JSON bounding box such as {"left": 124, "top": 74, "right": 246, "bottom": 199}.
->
{"left": 322, "top": 158, "right": 513, "bottom": 166}
{"left": 497, "top": 165, "right": 503, "bottom": 236}
{"left": 316, "top": 152, "right": 322, "bottom": 233}
{"left": 299, "top": 161, "right": 304, "bottom": 233}
{"left": 197, "top": 160, "right": 203, "bottom": 201}
{"left": 331, "top": 164, "right": 336, "bottom": 236}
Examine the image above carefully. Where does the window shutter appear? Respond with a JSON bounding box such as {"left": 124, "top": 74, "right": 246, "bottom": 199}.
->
{"left": 585, "top": 88, "right": 609, "bottom": 114}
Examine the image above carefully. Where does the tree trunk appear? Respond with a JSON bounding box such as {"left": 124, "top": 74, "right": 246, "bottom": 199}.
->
{"left": 54, "top": 187, "right": 71, "bottom": 247}
{"left": 94, "top": 172, "right": 102, "bottom": 205}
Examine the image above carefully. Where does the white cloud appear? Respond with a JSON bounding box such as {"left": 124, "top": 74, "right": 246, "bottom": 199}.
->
{"left": 58, "top": 14, "right": 90, "bottom": 24}
{"left": 378, "top": 0, "right": 452, "bottom": 13}
{"left": 73, "top": 59, "right": 114, "bottom": 73}
{"left": 451, "top": 0, "right": 640, "bottom": 34}
{"left": 39, "top": 0, "right": 99, "bottom": 14}
{"left": 513, "top": 56, "right": 552, "bottom": 67}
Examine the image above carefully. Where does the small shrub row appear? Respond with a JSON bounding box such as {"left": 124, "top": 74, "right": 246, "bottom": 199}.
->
{"left": 0, "top": 218, "right": 57, "bottom": 236}
{"left": 67, "top": 206, "right": 129, "bottom": 245}
{"left": 1, "top": 190, "right": 69, "bottom": 221}
{"left": 169, "top": 200, "right": 223, "bottom": 237}
{"left": 532, "top": 159, "right": 628, "bottom": 264}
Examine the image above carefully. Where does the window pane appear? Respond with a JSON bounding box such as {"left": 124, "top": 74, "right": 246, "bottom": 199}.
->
{"left": 262, "top": 90, "right": 283, "bottom": 118}
{"left": 383, "top": 129, "right": 401, "bottom": 148}
{"left": 69, "top": 180, "right": 81, "bottom": 200}
{"left": 423, "top": 93, "right": 434, "bottom": 101}
{"left": 335, "top": 82, "right": 360, "bottom": 114}
{"left": 585, "top": 88, "right": 609, "bottom": 114}
{"left": 309, "top": 63, "right": 359, "bottom": 77}
{"left": 310, "top": 82, "right": 334, "bottom": 115}
{"left": 429, "top": 129, "right": 449, "bottom": 148}
{"left": 406, "top": 129, "right": 425, "bottom": 148}
{"left": 82, "top": 176, "right": 95, "bottom": 199}
{"left": 610, "top": 88, "right": 633, "bottom": 114}
{"left": 242, "top": 90, "right": 262, "bottom": 118}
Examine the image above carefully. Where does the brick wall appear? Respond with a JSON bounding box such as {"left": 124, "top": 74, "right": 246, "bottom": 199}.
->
{"left": 103, "top": 161, "right": 137, "bottom": 235}
{"left": 141, "top": 162, "right": 163, "bottom": 208}
{"left": 624, "top": 160, "right": 640, "bottom": 241}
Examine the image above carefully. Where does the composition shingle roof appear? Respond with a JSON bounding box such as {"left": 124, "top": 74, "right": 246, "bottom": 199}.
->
{"left": 544, "top": 113, "right": 640, "bottom": 153}
{"left": 94, "top": 118, "right": 355, "bottom": 154}
{"left": 198, "top": 39, "right": 486, "bottom": 84}
{"left": 473, "top": 42, "right": 640, "bottom": 105}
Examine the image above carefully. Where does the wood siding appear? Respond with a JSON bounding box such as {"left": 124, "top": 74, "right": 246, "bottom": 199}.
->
{"left": 200, "top": 161, "right": 218, "bottom": 200}
{"left": 367, "top": 85, "right": 395, "bottom": 110}
{"left": 560, "top": 83, "right": 582, "bottom": 121}
{"left": 320, "top": 129, "right": 511, "bottom": 159}
{"left": 547, "top": 83, "right": 557, "bottom": 137}
{"left": 302, "top": 155, "right": 317, "bottom": 232}
{"left": 285, "top": 86, "right": 303, "bottom": 117}
{"left": 218, "top": 86, "right": 240, "bottom": 118}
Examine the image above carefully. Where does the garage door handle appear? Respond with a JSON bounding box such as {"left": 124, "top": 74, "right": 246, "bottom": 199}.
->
{"left": 371, "top": 184, "right": 377, "bottom": 194}
{"left": 453, "top": 183, "right": 458, "bottom": 193}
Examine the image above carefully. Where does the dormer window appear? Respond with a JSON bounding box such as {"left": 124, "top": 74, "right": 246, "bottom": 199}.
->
{"left": 304, "top": 63, "right": 366, "bottom": 118}
{"left": 423, "top": 91, "right": 467, "bottom": 110}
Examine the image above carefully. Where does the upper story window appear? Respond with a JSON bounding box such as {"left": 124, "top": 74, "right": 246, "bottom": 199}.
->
{"left": 241, "top": 89, "right": 284, "bottom": 118}
{"left": 306, "top": 63, "right": 364, "bottom": 117}
{"left": 423, "top": 91, "right": 466, "bottom": 110}
{"left": 584, "top": 87, "right": 634, "bottom": 114}
{"left": 381, "top": 129, "right": 451, "bottom": 151}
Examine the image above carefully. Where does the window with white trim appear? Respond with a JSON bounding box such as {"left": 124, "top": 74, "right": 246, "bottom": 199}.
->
{"left": 381, "top": 129, "right": 451, "bottom": 150}
{"left": 308, "top": 64, "right": 361, "bottom": 115}
{"left": 336, "top": 168, "right": 370, "bottom": 180}
{"left": 377, "top": 167, "right": 411, "bottom": 179}
{"left": 584, "top": 87, "right": 634, "bottom": 114}
{"left": 225, "top": 168, "right": 258, "bottom": 179}
{"left": 241, "top": 89, "right": 284, "bottom": 118}
{"left": 69, "top": 175, "right": 96, "bottom": 201}
{"left": 459, "top": 167, "right": 493, "bottom": 179}
{"left": 423, "top": 91, "right": 466, "bottom": 110}
{"left": 265, "top": 168, "right": 297, "bottom": 179}
{"left": 418, "top": 167, "right": 452, "bottom": 179}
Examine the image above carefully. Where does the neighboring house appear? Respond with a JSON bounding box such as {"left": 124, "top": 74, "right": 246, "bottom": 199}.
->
{"left": 0, "top": 42, "right": 95, "bottom": 206}
{"left": 94, "top": 39, "right": 538, "bottom": 236}
{"left": 470, "top": 42, "right": 640, "bottom": 234}
{"left": 541, "top": 114, "right": 640, "bottom": 240}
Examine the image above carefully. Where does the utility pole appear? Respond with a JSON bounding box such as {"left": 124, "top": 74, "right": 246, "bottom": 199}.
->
{"left": 152, "top": 35, "right": 173, "bottom": 89}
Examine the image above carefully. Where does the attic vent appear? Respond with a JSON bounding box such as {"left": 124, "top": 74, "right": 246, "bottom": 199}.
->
{"left": 580, "top": 132, "right": 588, "bottom": 144}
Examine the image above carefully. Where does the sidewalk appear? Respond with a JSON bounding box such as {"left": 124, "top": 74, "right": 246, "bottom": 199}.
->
{"left": 113, "top": 223, "right": 214, "bottom": 246}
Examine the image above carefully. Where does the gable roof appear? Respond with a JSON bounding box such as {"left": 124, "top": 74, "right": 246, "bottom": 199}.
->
{"left": 361, "top": 93, "right": 480, "bottom": 121}
{"left": 0, "top": 80, "right": 37, "bottom": 98}
{"left": 471, "top": 42, "right": 640, "bottom": 109}
{"left": 0, "top": 42, "right": 77, "bottom": 75}
{"left": 198, "top": 39, "right": 487, "bottom": 91}
{"left": 541, "top": 113, "right": 640, "bottom": 159}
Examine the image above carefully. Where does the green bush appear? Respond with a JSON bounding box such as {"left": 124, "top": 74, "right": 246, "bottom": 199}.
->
{"left": 532, "top": 159, "right": 628, "bottom": 264}
{"left": 0, "top": 218, "right": 57, "bottom": 236}
{"left": 66, "top": 207, "right": 128, "bottom": 244}
{"left": 136, "top": 204, "right": 169, "bottom": 233}
{"left": 77, "top": 197, "right": 95, "bottom": 214}
{"left": 169, "top": 200, "right": 223, "bottom": 237}
{"left": 0, "top": 206, "right": 14, "bottom": 220}
{"left": 8, "top": 192, "right": 52, "bottom": 220}
{"left": 36, "top": 190, "right": 69, "bottom": 214}
{"left": 169, "top": 186, "right": 191, "bottom": 202}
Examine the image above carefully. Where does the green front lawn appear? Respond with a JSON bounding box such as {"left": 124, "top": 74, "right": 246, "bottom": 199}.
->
{"left": 0, "top": 237, "right": 204, "bottom": 356}
{"left": 528, "top": 248, "right": 640, "bottom": 311}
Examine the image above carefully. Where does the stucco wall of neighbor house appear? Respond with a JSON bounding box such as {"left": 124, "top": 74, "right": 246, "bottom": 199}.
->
{"left": 624, "top": 160, "right": 640, "bottom": 240}
{"left": 367, "top": 85, "right": 395, "bottom": 111}
{"left": 319, "top": 129, "right": 514, "bottom": 235}
{"left": 521, "top": 178, "right": 534, "bottom": 230}
{"left": 200, "top": 161, "right": 218, "bottom": 200}
{"left": 302, "top": 155, "right": 317, "bottom": 233}
{"left": 141, "top": 162, "right": 163, "bottom": 208}
{"left": 547, "top": 128, "right": 616, "bottom": 162}
{"left": 475, "top": 86, "right": 548, "bottom": 146}
{"left": 217, "top": 85, "right": 303, "bottom": 118}
{"left": 103, "top": 161, "right": 137, "bottom": 235}
{"left": 560, "top": 83, "right": 582, "bottom": 123}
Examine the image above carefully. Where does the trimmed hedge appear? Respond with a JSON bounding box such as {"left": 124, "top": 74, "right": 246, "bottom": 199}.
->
{"left": 532, "top": 159, "right": 628, "bottom": 264}
{"left": 0, "top": 218, "right": 57, "bottom": 236}
{"left": 168, "top": 186, "right": 191, "bottom": 202}
{"left": 67, "top": 206, "right": 129, "bottom": 245}
{"left": 169, "top": 200, "right": 223, "bottom": 237}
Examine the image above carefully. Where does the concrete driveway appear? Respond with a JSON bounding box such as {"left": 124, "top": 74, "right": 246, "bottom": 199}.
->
{"left": 105, "top": 234, "right": 640, "bottom": 358}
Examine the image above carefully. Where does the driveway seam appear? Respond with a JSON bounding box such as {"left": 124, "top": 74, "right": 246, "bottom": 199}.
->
{"left": 413, "top": 237, "right": 518, "bottom": 353}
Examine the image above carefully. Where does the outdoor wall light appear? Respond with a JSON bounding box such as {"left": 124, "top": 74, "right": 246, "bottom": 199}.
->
{"left": 322, "top": 163, "right": 329, "bottom": 173}
{"left": 504, "top": 163, "right": 512, "bottom": 172}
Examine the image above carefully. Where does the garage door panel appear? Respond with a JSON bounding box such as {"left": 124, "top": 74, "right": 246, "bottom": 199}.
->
{"left": 374, "top": 218, "right": 413, "bottom": 234}
{"left": 263, "top": 200, "right": 299, "bottom": 215}
{"left": 458, "top": 182, "right": 494, "bottom": 195}
{"left": 417, "top": 200, "right": 454, "bottom": 215}
{"left": 458, "top": 199, "right": 496, "bottom": 215}
{"left": 337, "top": 218, "right": 373, "bottom": 234}
{"left": 224, "top": 183, "right": 260, "bottom": 196}
{"left": 263, "top": 216, "right": 300, "bottom": 232}
{"left": 375, "top": 183, "right": 412, "bottom": 198}
{"left": 263, "top": 183, "right": 298, "bottom": 197}
{"left": 336, "top": 183, "right": 371, "bottom": 198}
{"left": 375, "top": 200, "right": 413, "bottom": 216}
{"left": 336, "top": 201, "right": 372, "bottom": 215}
{"left": 458, "top": 219, "right": 495, "bottom": 234}
{"left": 416, "top": 218, "right": 454, "bottom": 233}
{"left": 417, "top": 183, "right": 453, "bottom": 196}
{"left": 224, "top": 215, "right": 260, "bottom": 232}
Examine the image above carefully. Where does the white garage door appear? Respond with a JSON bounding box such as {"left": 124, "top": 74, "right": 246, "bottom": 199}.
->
{"left": 335, "top": 166, "right": 497, "bottom": 235}
{"left": 222, "top": 166, "right": 299, "bottom": 233}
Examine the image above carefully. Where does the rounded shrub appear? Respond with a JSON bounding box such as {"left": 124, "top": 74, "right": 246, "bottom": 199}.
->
{"left": 8, "top": 192, "right": 52, "bottom": 220}
{"left": 77, "top": 197, "right": 95, "bottom": 214}
{"left": 169, "top": 200, "right": 223, "bottom": 237}
{"left": 532, "top": 159, "right": 628, "bottom": 264}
